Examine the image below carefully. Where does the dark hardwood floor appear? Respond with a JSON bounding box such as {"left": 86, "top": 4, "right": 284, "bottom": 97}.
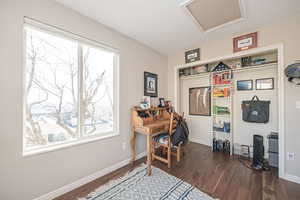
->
{"left": 55, "top": 142, "right": 300, "bottom": 200}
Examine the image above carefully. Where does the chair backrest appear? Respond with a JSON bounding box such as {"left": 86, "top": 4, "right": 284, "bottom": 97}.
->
{"left": 168, "top": 112, "right": 176, "bottom": 136}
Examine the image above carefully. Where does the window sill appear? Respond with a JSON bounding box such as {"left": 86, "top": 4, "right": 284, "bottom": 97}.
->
{"left": 22, "top": 132, "right": 119, "bottom": 157}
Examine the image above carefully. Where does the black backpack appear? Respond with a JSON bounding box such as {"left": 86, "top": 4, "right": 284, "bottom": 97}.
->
{"left": 172, "top": 118, "right": 189, "bottom": 146}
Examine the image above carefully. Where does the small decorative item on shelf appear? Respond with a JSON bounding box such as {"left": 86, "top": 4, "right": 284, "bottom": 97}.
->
{"left": 224, "top": 122, "right": 231, "bottom": 133}
{"left": 140, "top": 96, "right": 151, "bottom": 109}
{"left": 179, "top": 69, "right": 185, "bottom": 76}
{"left": 213, "top": 88, "right": 230, "bottom": 98}
{"left": 241, "top": 56, "right": 252, "bottom": 67}
{"left": 212, "top": 71, "right": 232, "bottom": 85}
{"left": 183, "top": 68, "right": 191, "bottom": 76}
{"left": 213, "top": 106, "right": 230, "bottom": 115}
{"left": 158, "top": 98, "right": 166, "bottom": 107}
{"left": 212, "top": 62, "right": 231, "bottom": 72}
{"left": 150, "top": 97, "right": 159, "bottom": 107}
{"left": 140, "top": 103, "right": 149, "bottom": 109}
{"left": 252, "top": 58, "right": 266, "bottom": 65}
{"left": 165, "top": 100, "right": 172, "bottom": 108}
{"left": 205, "top": 64, "right": 210, "bottom": 72}
{"left": 234, "top": 62, "right": 242, "bottom": 70}
{"left": 213, "top": 120, "right": 230, "bottom": 133}
{"left": 193, "top": 65, "right": 207, "bottom": 74}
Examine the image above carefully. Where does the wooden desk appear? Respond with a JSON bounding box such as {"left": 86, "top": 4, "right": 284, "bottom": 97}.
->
{"left": 130, "top": 107, "right": 171, "bottom": 175}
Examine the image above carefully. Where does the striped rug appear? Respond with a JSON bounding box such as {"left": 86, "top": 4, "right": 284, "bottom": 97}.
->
{"left": 81, "top": 164, "right": 216, "bottom": 200}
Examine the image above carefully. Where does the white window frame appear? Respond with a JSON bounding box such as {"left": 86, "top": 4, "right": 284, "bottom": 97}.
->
{"left": 22, "top": 18, "right": 120, "bottom": 156}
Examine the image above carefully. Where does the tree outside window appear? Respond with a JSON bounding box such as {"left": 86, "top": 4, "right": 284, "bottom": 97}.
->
{"left": 24, "top": 26, "right": 117, "bottom": 152}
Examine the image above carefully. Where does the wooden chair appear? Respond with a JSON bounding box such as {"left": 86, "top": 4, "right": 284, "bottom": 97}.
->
{"left": 152, "top": 112, "right": 184, "bottom": 168}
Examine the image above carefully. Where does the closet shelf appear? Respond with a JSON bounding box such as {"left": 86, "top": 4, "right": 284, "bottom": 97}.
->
{"left": 212, "top": 97, "right": 231, "bottom": 100}
{"left": 212, "top": 114, "right": 230, "bottom": 117}
{"left": 233, "top": 62, "right": 277, "bottom": 73}
{"left": 212, "top": 84, "right": 232, "bottom": 87}
{"left": 212, "top": 130, "right": 231, "bottom": 135}
{"left": 212, "top": 69, "right": 232, "bottom": 74}
{"left": 179, "top": 72, "right": 210, "bottom": 80}
{"left": 179, "top": 63, "right": 277, "bottom": 80}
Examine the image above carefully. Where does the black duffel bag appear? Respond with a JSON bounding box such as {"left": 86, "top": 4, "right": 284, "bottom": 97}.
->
{"left": 242, "top": 95, "right": 270, "bottom": 123}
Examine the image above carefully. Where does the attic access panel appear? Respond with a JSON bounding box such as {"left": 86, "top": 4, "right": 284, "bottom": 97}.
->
{"left": 180, "top": 0, "right": 246, "bottom": 32}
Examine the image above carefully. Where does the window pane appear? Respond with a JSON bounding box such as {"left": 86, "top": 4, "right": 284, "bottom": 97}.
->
{"left": 24, "top": 27, "right": 78, "bottom": 150}
{"left": 82, "top": 45, "right": 114, "bottom": 136}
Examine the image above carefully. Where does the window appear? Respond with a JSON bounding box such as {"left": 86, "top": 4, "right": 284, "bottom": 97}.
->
{"left": 23, "top": 23, "right": 119, "bottom": 155}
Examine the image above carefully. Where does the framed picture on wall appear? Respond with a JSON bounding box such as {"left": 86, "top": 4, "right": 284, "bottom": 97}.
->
{"left": 185, "top": 48, "right": 200, "bottom": 63}
{"left": 189, "top": 87, "right": 211, "bottom": 116}
{"left": 237, "top": 80, "right": 253, "bottom": 91}
{"left": 233, "top": 32, "right": 258, "bottom": 53}
{"left": 144, "top": 71, "right": 158, "bottom": 97}
{"left": 256, "top": 78, "right": 274, "bottom": 90}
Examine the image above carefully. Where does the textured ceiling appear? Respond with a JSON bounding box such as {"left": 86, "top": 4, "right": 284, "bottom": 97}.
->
{"left": 54, "top": 0, "right": 300, "bottom": 56}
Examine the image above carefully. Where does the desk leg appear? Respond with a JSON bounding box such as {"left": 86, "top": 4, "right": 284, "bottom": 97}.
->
{"left": 130, "top": 128, "right": 136, "bottom": 166}
{"left": 147, "top": 135, "right": 152, "bottom": 176}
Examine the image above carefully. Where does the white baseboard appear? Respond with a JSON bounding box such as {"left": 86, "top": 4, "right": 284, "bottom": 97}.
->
{"left": 283, "top": 173, "right": 300, "bottom": 184}
{"left": 189, "top": 137, "right": 211, "bottom": 147}
{"left": 33, "top": 151, "right": 147, "bottom": 200}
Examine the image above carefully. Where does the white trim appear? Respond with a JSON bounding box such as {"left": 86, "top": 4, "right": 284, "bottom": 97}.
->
{"left": 78, "top": 43, "right": 84, "bottom": 138}
{"left": 22, "top": 21, "right": 27, "bottom": 156}
{"left": 114, "top": 53, "right": 120, "bottom": 135}
{"left": 179, "top": 0, "right": 247, "bottom": 34}
{"left": 32, "top": 151, "right": 147, "bottom": 200}
{"left": 174, "top": 65, "right": 180, "bottom": 113}
{"left": 23, "top": 132, "right": 119, "bottom": 157}
{"left": 189, "top": 137, "right": 211, "bottom": 147}
{"left": 284, "top": 173, "right": 300, "bottom": 184}
{"left": 180, "top": 0, "right": 206, "bottom": 33}
{"left": 277, "top": 44, "right": 285, "bottom": 179}
{"left": 23, "top": 17, "right": 119, "bottom": 54}
{"left": 174, "top": 44, "right": 285, "bottom": 179}
{"left": 188, "top": 138, "right": 211, "bottom": 147}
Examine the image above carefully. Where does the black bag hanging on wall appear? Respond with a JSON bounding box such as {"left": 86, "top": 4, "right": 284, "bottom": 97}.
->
{"left": 242, "top": 95, "right": 270, "bottom": 123}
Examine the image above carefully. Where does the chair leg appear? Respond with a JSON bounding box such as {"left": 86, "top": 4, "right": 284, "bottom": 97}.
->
{"left": 168, "top": 137, "right": 172, "bottom": 168}
{"left": 167, "top": 147, "right": 171, "bottom": 168}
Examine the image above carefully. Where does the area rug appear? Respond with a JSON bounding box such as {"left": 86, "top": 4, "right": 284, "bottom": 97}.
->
{"left": 81, "top": 164, "right": 216, "bottom": 200}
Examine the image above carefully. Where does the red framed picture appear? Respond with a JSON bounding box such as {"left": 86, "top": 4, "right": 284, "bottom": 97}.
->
{"left": 233, "top": 32, "right": 257, "bottom": 53}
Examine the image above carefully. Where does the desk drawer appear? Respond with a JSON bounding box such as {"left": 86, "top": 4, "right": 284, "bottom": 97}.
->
{"left": 150, "top": 126, "right": 166, "bottom": 134}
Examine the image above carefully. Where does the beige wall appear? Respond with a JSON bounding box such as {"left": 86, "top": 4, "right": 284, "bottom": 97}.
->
{"left": 168, "top": 16, "right": 300, "bottom": 178}
{"left": 0, "top": 0, "right": 167, "bottom": 199}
